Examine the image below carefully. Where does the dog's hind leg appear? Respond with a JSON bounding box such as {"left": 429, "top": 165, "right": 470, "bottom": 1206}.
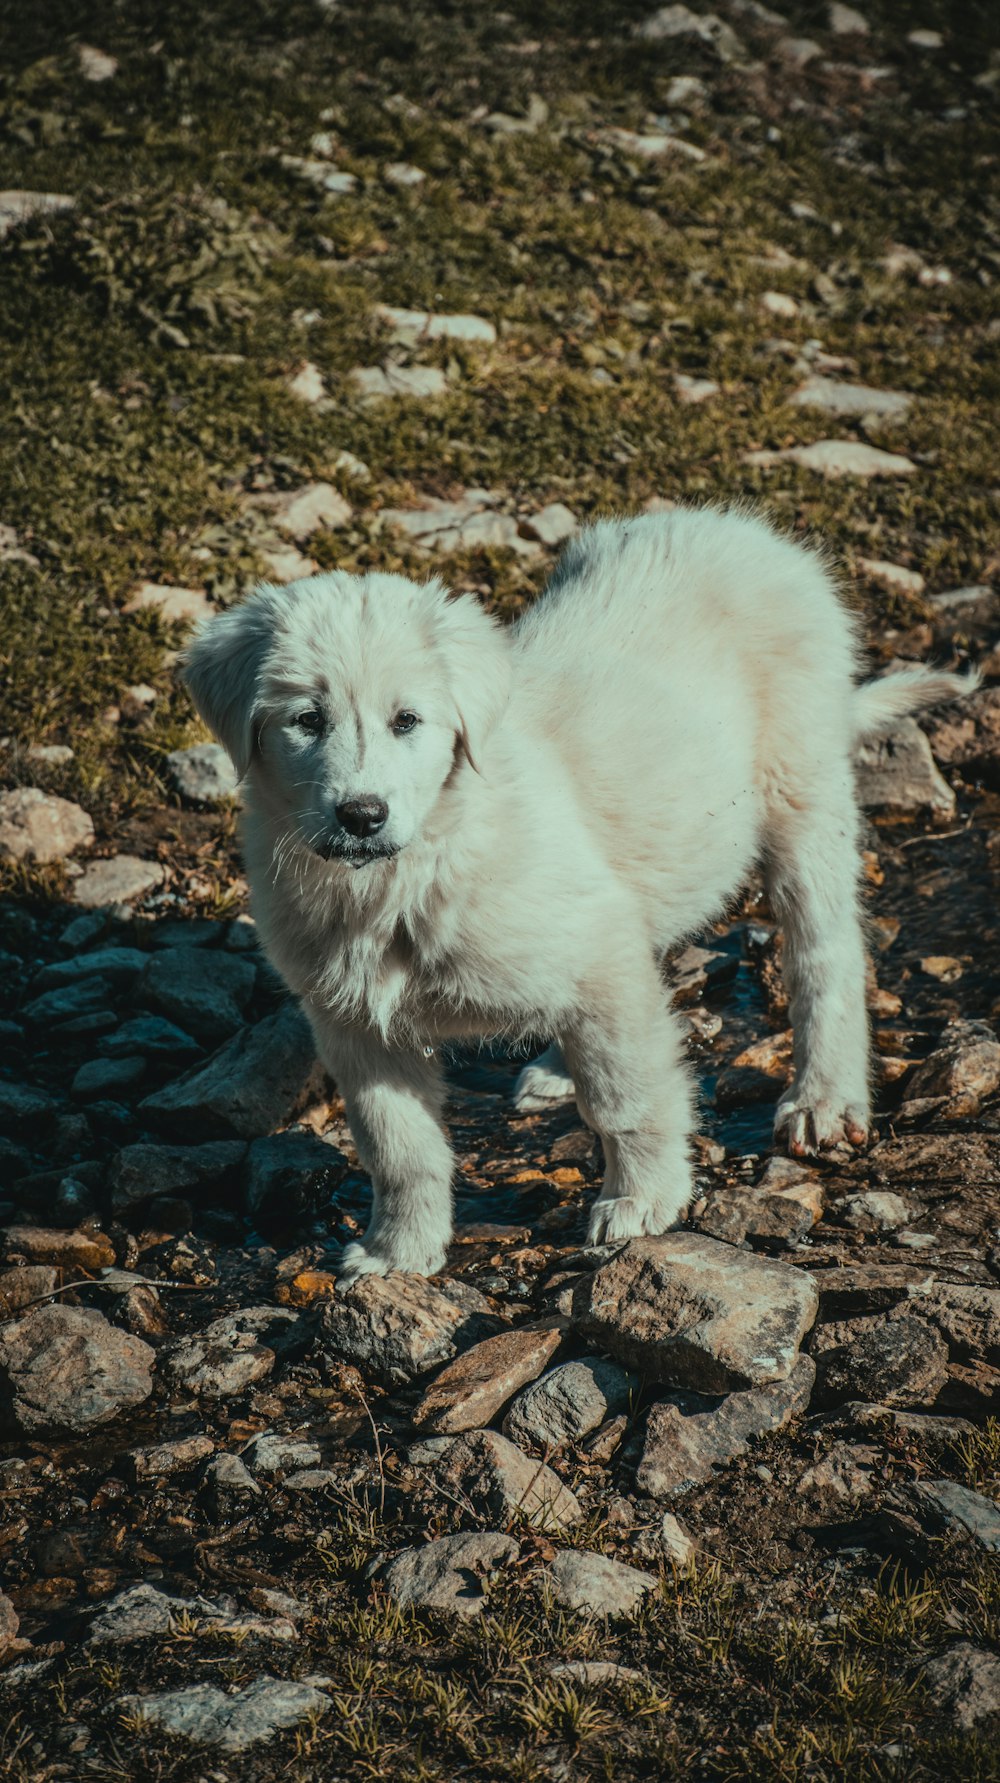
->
{"left": 512, "top": 1041, "right": 576, "bottom": 1112}
{"left": 561, "top": 949, "right": 695, "bottom": 1243}
{"left": 765, "top": 766, "right": 871, "bottom": 1157}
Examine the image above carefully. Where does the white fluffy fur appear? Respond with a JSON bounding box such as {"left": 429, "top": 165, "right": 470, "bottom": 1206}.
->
{"left": 184, "top": 506, "right": 972, "bottom": 1280}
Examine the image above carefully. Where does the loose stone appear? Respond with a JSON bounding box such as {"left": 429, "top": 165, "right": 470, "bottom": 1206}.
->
{"left": 109, "top": 1140, "right": 246, "bottom": 1213}
{"left": 379, "top": 1532, "right": 518, "bottom": 1619}
{"left": 350, "top": 364, "right": 448, "bottom": 400}
{"left": 854, "top": 719, "right": 955, "bottom": 817}
{"left": 903, "top": 1019, "right": 1000, "bottom": 1119}
{"left": 909, "top": 1479, "right": 1000, "bottom": 1552}
{"left": 504, "top": 1357, "right": 637, "bottom": 1451}
{"left": 164, "top": 1306, "right": 304, "bottom": 1398}
{"left": 141, "top": 1001, "right": 322, "bottom": 1139}
{"left": 920, "top": 1644, "right": 1000, "bottom": 1729}
{"left": 166, "top": 743, "right": 239, "bottom": 804}
{"left": 122, "top": 582, "right": 212, "bottom": 625}
{"left": 814, "top": 1314, "right": 949, "bottom": 1410}
{"left": 791, "top": 377, "right": 912, "bottom": 419}
{"left": 0, "top": 1304, "right": 155, "bottom": 1433}
{"left": 116, "top": 1677, "right": 330, "bottom": 1751}
{"left": 0, "top": 788, "right": 94, "bottom": 863}
{"left": 544, "top": 1550, "right": 656, "bottom": 1618}
{"left": 434, "top": 1428, "right": 583, "bottom": 1529}
{"left": 744, "top": 440, "right": 918, "bottom": 477}
{"left": 320, "top": 1275, "right": 493, "bottom": 1388}
{"left": 72, "top": 855, "right": 165, "bottom": 908}
{"left": 139, "top": 946, "right": 256, "bottom": 1043}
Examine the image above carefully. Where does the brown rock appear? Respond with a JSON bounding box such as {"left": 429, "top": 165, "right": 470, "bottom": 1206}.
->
{"left": 572, "top": 1234, "right": 819, "bottom": 1392}
{"left": 435, "top": 1428, "right": 582, "bottom": 1529}
{"left": 412, "top": 1321, "right": 564, "bottom": 1435}
{"left": 0, "top": 1265, "right": 59, "bottom": 1315}
{"left": 0, "top": 1590, "right": 18, "bottom": 1657}
{"left": 904, "top": 1019, "right": 1000, "bottom": 1118}
{"left": 1, "top": 1226, "right": 115, "bottom": 1271}
{"left": 0, "top": 1304, "right": 155, "bottom": 1433}
{"left": 320, "top": 1275, "right": 493, "bottom": 1388}
{"left": 814, "top": 1313, "right": 948, "bottom": 1410}
{"left": 636, "top": 1355, "right": 815, "bottom": 1498}
{"left": 899, "top": 1284, "right": 1000, "bottom": 1362}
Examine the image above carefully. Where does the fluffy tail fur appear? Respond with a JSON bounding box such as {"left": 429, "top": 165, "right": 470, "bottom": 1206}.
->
{"left": 853, "top": 664, "right": 980, "bottom": 741}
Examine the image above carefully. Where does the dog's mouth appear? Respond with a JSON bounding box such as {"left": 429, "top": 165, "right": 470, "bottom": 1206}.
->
{"left": 318, "top": 837, "right": 399, "bottom": 869}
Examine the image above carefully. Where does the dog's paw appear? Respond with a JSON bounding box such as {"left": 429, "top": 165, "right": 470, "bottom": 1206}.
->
{"left": 774, "top": 1094, "right": 869, "bottom": 1158}
{"left": 587, "top": 1193, "right": 687, "bottom": 1246}
{"left": 336, "top": 1238, "right": 447, "bottom": 1286}
{"left": 512, "top": 1050, "right": 576, "bottom": 1113}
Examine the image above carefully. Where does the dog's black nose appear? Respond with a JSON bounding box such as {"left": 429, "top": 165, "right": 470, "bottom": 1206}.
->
{"left": 336, "top": 796, "right": 389, "bottom": 838}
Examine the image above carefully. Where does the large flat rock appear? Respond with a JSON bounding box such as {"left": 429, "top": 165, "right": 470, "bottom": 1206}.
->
{"left": 0, "top": 1304, "right": 155, "bottom": 1434}
{"left": 411, "top": 1321, "right": 564, "bottom": 1434}
{"left": 571, "top": 1234, "right": 819, "bottom": 1392}
{"left": 140, "top": 1002, "right": 321, "bottom": 1138}
{"left": 636, "top": 1355, "right": 816, "bottom": 1498}
{"left": 379, "top": 1532, "right": 517, "bottom": 1619}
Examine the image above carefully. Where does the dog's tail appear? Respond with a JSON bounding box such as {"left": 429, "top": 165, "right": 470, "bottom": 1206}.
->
{"left": 852, "top": 664, "right": 980, "bottom": 741}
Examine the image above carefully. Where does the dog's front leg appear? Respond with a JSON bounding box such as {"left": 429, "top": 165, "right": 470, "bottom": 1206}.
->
{"left": 306, "top": 1009, "right": 453, "bottom": 1281}
{"left": 562, "top": 966, "right": 695, "bottom": 1245}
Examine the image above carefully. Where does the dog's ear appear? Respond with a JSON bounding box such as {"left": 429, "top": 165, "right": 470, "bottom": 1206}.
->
{"left": 430, "top": 584, "right": 512, "bottom": 774}
{"left": 182, "top": 589, "right": 280, "bottom": 780}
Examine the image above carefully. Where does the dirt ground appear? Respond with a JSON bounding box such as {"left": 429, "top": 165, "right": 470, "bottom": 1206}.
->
{"left": 0, "top": 1, "right": 998, "bottom": 1778}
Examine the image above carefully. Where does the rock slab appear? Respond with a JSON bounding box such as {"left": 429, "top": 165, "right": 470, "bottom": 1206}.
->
{"left": 920, "top": 1643, "right": 1000, "bottom": 1729}
{"left": 0, "top": 788, "right": 93, "bottom": 863}
{"left": 637, "top": 1354, "right": 815, "bottom": 1498}
{"left": 572, "top": 1234, "right": 819, "bottom": 1392}
{"left": 118, "top": 1677, "right": 330, "bottom": 1751}
{"left": 0, "top": 1304, "right": 154, "bottom": 1433}
{"left": 412, "top": 1321, "right": 565, "bottom": 1434}
{"left": 141, "top": 1002, "right": 321, "bottom": 1138}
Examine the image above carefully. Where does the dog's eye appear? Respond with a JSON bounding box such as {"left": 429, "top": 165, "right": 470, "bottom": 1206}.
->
{"left": 391, "top": 710, "right": 419, "bottom": 736}
{"left": 292, "top": 709, "right": 324, "bottom": 735}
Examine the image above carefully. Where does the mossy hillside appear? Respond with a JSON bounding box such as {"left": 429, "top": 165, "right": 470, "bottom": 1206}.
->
{"left": 1, "top": 0, "right": 997, "bottom": 847}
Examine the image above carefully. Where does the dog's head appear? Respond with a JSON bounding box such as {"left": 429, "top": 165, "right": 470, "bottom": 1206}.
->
{"left": 183, "top": 571, "right": 511, "bottom": 867}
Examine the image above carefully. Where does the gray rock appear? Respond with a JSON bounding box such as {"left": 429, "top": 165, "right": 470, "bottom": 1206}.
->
{"left": 164, "top": 1306, "right": 303, "bottom": 1398}
{"left": 790, "top": 376, "right": 912, "bottom": 419}
{"left": 0, "top": 1304, "right": 155, "bottom": 1433}
{"left": 839, "top": 1191, "right": 911, "bottom": 1231}
{"left": 139, "top": 947, "right": 256, "bottom": 1043}
{"left": 855, "top": 719, "right": 956, "bottom": 817}
{"left": 657, "top": 1512, "right": 695, "bottom": 1564}
{"left": 72, "top": 855, "right": 165, "bottom": 908}
{"left": 0, "top": 1590, "right": 18, "bottom": 1658}
{"left": 245, "top": 1129, "right": 348, "bottom": 1224}
{"left": 117, "top": 1677, "right": 330, "bottom": 1752}
{"left": 636, "top": 1354, "right": 816, "bottom": 1498}
{"left": 571, "top": 1234, "right": 819, "bottom": 1393}
{"left": 0, "top": 189, "right": 74, "bottom": 239}
{"left": 129, "top": 1434, "right": 216, "bottom": 1480}
{"left": 910, "top": 1480, "right": 1000, "bottom": 1552}
{"left": 350, "top": 364, "right": 448, "bottom": 401}
{"left": 544, "top": 1550, "right": 656, "bottom": 1618}
{"left": 71, "top": 1055, "right": 145, "bottom": 1101}
{"left": 522, "top": 502, "right": 578, "bottom": 547}
{"left": 141, "top": 1001, "right": 322, "bottom": 1139}
{"left": 320, "top": 1274, "right": 492, "bottom": 1388}
{"left": 0, "top": 788, "right": 93, "bottom": 863}
{"left": 380, "top": 1532, "right": 517, "bottom": 1619}
{"left": 374, "top": 305, "right": 496, "bottom": 345}
{"left": 635, "top": 5, "right": 745, "bottom": 63}
{"left": 434, "top": 1428, "right": 582, "bottom": 1530}
{"left": 920, "top": 1643, "right": 1000, "bottom": 1729}
{"left": 166, "top": 743, "right": 239, "bottom": 805}
{"left": 22, "top": 976, "right": 114, "bottom": 1026}
{"left": 504, "top": 1357, "right": 637, "bottom": 1451}
{"left": 108, "top": 1140, "right": 246, "bottom": 1213}
{"left": 904, "top": 1019, "right": 1000, "bottom": 1119}
{"left": 243, "top": 1431, "right": 322, "bottom": 1474}
{"left": 815, "top": 1314, "right": 948, "bottom": 1410}
{"left": 202, "top": 1451, "right": 262, "bottom": 1515}
{"left": 0, "top": 1078, "right": 59, "bottom": 1128}
{"left": 32, "top": 947, "right": 148, "bottom": 992}
{"left": 100, "top": 1014, "right": 200, "bottom": 1061}
{"left": 122, "top": 581, "right": 212, "bottom": 624}
{"left": 744, "top": 440, "right": 918, "bottom": 478}
{"left": 88, "top": 1582, "right": 222, "bottom": 1645}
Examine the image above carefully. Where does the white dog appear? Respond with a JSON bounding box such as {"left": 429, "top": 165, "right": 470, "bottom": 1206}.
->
{"left": 184, "top": 506, "right": 969, "bottom": 1281}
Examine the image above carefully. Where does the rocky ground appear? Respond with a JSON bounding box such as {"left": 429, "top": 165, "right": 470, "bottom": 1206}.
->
{"left": 1, "top": 0, "right": 999, "bottom": 1778}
